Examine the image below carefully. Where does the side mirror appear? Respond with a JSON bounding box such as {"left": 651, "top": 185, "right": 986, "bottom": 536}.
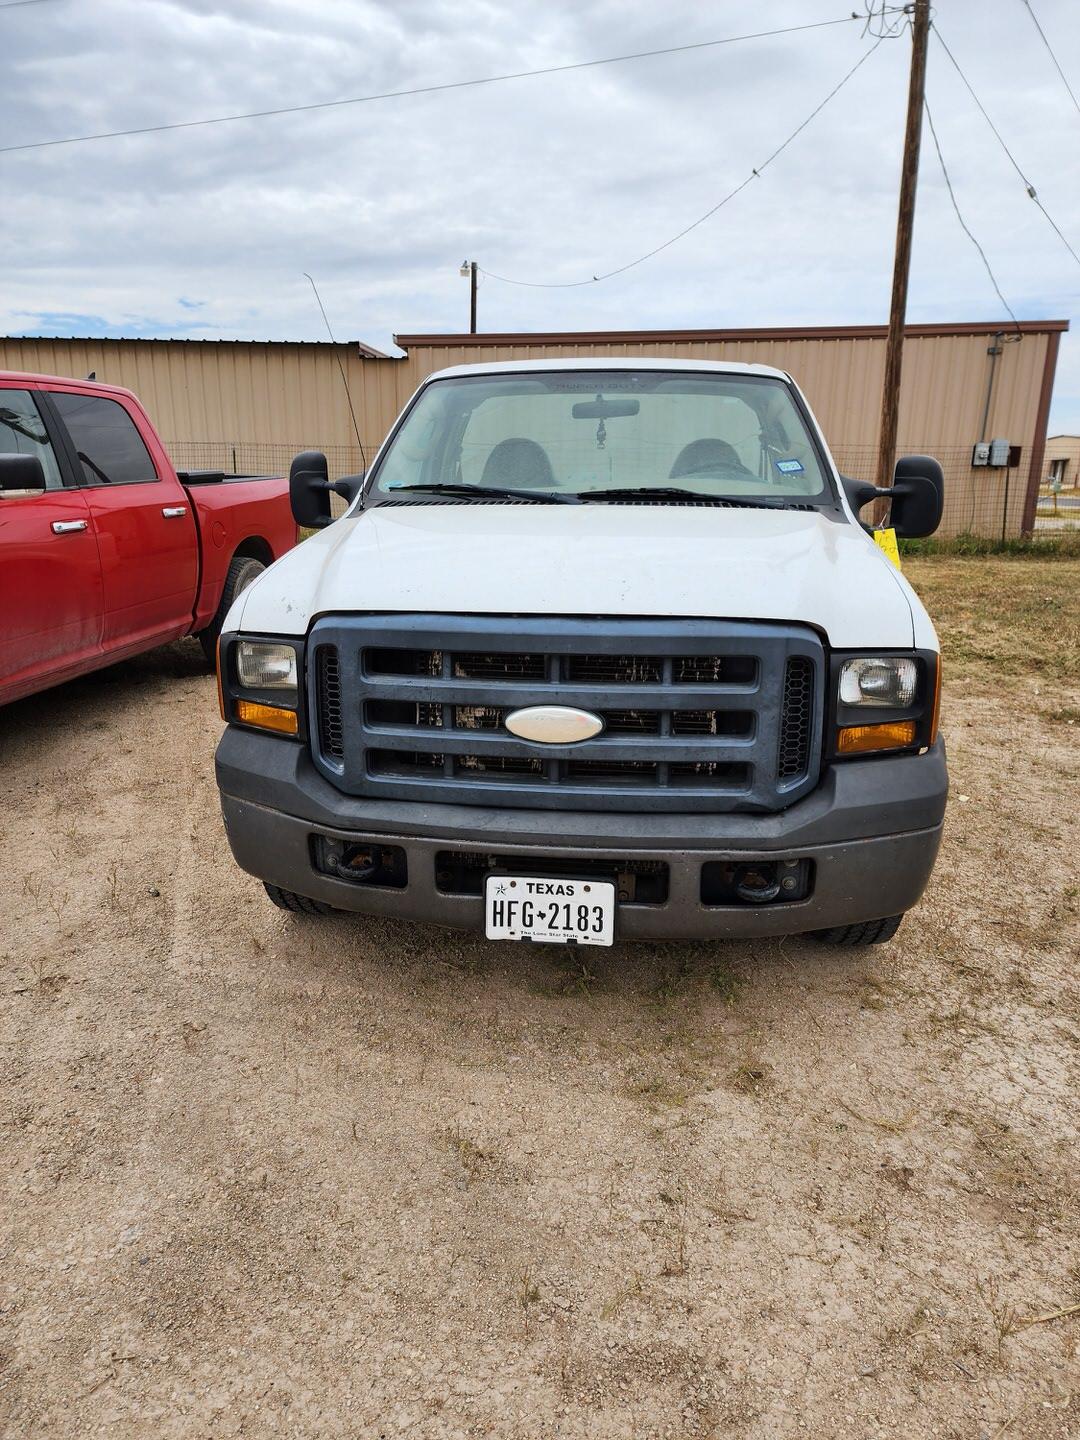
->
{"left": 891, "top": 455, "right": 944, "bottom": 539}
{"left": 0, "top": 453, "right": 46, "bottom": 495}
{"left": 290, "top": 450, "right": 333, "bottom": 528}
{"left": 289, "top": 451, "right": 365, "bottom": 529}
{"left": 840, "top": 457, "right": 945, "bottom": 540}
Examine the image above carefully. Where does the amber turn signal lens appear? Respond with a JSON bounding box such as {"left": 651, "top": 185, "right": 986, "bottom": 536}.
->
{"left": 235, "top": 698, "right": 299, "bottom": 735}
{"left": 837, "top": 719, "right": 916, "bottom": 755}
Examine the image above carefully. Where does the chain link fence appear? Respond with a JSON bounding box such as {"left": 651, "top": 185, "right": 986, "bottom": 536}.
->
{"left": 167, "top": 438, "right": 1078, "bottom": 538}
{"left": 168, "top": 440, "right": 371, "bottom": 482}
{"left": 833, "top": 445, "right": 1077, "bottom": 537}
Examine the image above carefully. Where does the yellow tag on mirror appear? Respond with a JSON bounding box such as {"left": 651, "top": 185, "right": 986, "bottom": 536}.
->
{"left": 874, "top": 527, "right": 902, "bottom": 569}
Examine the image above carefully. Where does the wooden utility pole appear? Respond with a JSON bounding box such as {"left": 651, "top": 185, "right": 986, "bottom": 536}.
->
{"left": 459, "top": 260, "right": 478, "bottom": 333}
{"left": 875, "top": 0, "right": 931, "bottom": 491}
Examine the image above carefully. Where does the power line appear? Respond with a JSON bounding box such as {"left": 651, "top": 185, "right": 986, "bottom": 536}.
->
{"left": 0, "top": 13, "right": 868, "bottom": 156}
{"left": 932, "top": 24, "right": 1080, "bottom": 268}
{"left": 923, "top": 97, "right": 1020, "bottom": 330}
{"left": 303, "top": 273, "right": 366, "bottom": 471}
{"left": 482, "top": 35, "right": 889, "bottom": 289}
{"left": 1018, "top": 0, "right": 1080, "bottom": 118}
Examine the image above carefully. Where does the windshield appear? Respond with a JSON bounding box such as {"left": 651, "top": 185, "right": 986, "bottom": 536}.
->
{"left": 369, "top": 370, "right": 832, "bottom": 504}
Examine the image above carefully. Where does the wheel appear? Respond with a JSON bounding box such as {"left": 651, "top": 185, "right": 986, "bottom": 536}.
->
{"left": 198, "top": 553, "right": 266, "bottom": 664}
{"left": 809, "top": 913, "right": 904, "bottom": 946}
{"left": 263, "top": 883, "right": 335, "bottom": 916}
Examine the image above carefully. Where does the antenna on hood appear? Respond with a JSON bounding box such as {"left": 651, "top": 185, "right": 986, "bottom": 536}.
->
{"left": 303, "top": 272, "right": 367, "bottom": 472}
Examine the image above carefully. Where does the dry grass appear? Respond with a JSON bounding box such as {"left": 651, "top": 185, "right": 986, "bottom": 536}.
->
{"left": 904, "top": 555, "right": 1080, "bottom": 685}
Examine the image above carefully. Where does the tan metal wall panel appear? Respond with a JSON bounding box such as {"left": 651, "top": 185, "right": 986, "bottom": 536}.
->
{"left": 0, "top": 325, "right": 1060, "bottom": 534}
{"left": 395, "top": 330, "right": 1048, "bottom": 451}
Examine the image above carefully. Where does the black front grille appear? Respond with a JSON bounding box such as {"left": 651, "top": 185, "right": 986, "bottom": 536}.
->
{"left": 308, "top": 615, "right": 824, "bottom": 813}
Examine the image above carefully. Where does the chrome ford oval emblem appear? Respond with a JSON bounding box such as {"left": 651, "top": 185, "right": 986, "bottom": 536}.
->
{"left": 504, "top": 705, "right": 604, "bottom": 744}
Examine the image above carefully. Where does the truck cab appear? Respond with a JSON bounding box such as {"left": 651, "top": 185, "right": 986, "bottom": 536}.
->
{"left": 0, "top": 371, "right": 297, "bottom": 705}
{"left": 214, "top": 359, "right": 947, "bottom": 947}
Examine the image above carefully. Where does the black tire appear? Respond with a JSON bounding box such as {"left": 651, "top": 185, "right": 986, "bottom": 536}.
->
{"left": 809, "top": 913, "right": 904, "bottom": 947}
{"left": 198, "top": 553, "right": 267, "bottom": 665}
{"left": 263, "top": 883, "right": 335, "bottom": 916}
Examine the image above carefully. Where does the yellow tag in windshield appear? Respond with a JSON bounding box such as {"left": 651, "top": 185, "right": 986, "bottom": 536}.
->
{"left": 874, "top": 527, "right": 902, "bottom": 570}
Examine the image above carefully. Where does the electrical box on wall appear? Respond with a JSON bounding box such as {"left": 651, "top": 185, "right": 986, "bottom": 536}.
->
{"left": 971, "top": 439, "right": 1012, "bottom": 468}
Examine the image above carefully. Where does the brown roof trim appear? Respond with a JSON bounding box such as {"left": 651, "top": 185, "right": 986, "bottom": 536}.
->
{"left": 1021, "top": 329, "right": 1063, "bottom": 536}
{"left": 394, "top": 320, "right": 1070, "bottom": 347}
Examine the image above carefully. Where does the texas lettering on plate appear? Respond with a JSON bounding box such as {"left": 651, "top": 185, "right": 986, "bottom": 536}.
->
{"left": 484, "top": 875, "right": 615, "bottom": 946}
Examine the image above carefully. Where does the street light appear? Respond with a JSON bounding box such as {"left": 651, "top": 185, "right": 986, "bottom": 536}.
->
{"left": 460, "top": 259, "right": 477, "bottom": 334}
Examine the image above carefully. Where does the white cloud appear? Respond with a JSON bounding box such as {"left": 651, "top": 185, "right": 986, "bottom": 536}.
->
{"left": 1, "top": 0, "right": 1077, "bottom": 426}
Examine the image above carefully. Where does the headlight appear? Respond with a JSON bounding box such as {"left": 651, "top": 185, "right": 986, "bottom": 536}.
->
{"left": 219, "top": 635, "right": 304, "bottom": 738}
{"left": 839, "top": 657, "right": 917, "bottom": 708}
{"left": 237, "top": 641, "right": 298, "bottom": 695}
{"left": 830, "top": 651, "right": 939, "bottom": 758}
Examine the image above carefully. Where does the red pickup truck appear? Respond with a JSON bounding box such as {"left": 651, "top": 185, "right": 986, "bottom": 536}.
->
{"left": 1, "top": 371, "right": 297, "bottom": 705}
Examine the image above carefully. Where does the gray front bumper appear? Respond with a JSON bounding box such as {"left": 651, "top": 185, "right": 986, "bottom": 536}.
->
{"left": 215, "top": 730, "right": 947, "bottom": 940}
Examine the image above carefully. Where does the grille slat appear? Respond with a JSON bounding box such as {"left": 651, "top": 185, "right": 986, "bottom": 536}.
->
{"left": 309, "top": 617, "right": 823, "bottom": 814}
{"left": 366, "top": 700, "right": 752, "bottom": 739}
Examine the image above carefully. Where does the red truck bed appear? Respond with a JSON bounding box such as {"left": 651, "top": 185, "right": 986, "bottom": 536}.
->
{"left": 0, "top": 370, "right": 297, "bottom": 705}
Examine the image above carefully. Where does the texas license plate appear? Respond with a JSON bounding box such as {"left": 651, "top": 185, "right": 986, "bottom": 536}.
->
{"left": 484, "top": 875, "right": 615, "bottom": 946}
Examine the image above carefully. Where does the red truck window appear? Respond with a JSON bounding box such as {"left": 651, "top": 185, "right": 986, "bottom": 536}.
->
{"left": 51, "top": 392, "right": 158, "bottom": 487}
{"left": 0, "top": 390, "right": 65, "bottom": 489}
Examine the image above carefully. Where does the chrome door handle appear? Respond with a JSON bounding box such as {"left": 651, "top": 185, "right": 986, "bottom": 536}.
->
{"left": 162, "top": 505, "right": 187, "bottom": 518}
{"left": 52, "top": 520, "right": 88, "bottom": 534}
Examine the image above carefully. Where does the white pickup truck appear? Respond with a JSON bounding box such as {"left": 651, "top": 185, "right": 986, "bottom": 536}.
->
{"left": 214, "top": 359, "right": 947, "bottom": 947}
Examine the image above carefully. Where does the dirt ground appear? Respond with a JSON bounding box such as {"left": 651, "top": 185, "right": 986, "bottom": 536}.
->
{"left": 2, "top": 556, "right": 1078, "bottom": 1439}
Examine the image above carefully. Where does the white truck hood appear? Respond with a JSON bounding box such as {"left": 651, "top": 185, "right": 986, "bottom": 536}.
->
{"left": 234, "top": 504, "right": 917, "bottom": 649}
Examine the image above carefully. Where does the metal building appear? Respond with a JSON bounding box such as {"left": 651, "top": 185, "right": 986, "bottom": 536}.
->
{"left": 0, "top": 319, "right": 1066, "bottom": 536}
{"left": 1046, "top": 434, "right": 1080, "bottom": 487}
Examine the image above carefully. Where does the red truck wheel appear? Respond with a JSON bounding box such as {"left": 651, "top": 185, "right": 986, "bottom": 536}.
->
{"left": 199, "top": 554, "right": 266, "bottom": 664}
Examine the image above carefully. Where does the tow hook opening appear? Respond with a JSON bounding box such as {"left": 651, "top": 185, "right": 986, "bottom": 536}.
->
{"left": 700, "top": 857, "right": 812, "bottom": 907}
{"left": 311, "top": 837, "right": 408, "bottom": 889}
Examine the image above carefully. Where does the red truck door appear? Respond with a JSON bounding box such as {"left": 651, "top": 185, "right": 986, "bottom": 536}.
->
{"left": 0, "top": 388, "right": 104, "bottom": 696}
{"left": 46, "top": 389, "right": 198, "bottom": 652}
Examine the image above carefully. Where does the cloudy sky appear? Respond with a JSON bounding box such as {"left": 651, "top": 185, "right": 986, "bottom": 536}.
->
{"left": 3, "top": 0, "right": 1079, "bottom": 429}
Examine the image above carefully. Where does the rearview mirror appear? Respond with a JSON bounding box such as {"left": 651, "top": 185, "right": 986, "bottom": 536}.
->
{"left": 891, "top": 455, "right": 944, "bottom": 538}
{"left": 0, "top": 453, "right": 46, "bottom": 495}
{"left": 571, "top": 397, "right": 640, "bottom": 420}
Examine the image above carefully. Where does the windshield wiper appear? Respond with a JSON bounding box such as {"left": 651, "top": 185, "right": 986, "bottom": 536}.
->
{"left": 573, "top": 486, "right": 792, "bottom": 508}
{"left": 384, "top": 482, "right": 575, "bottom": 503}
